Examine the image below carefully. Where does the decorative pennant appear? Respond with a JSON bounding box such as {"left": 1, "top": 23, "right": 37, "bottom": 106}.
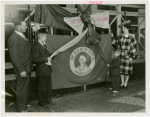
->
{"left": 64, "top": 16, "right": 84, "bottom": 34}
{"left": 64, "top": 11, "right": 109, "bottom": 34}
{"left": 90, "top": 11, "right": 109, "bottom": 29}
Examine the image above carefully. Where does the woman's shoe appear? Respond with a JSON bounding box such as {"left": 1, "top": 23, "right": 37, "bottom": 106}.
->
{"left": 113, "top": 90, "right": 119, "bottom": 93}
{"left": 124, "top": 86, "right": 127, "bottom": 90}
{"left": 120, "top": 85, "right": 124, "bottom": 89}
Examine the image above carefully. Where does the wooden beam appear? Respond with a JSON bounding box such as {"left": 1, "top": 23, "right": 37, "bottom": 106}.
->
{"left": 5, "top": 6, "right": 145, "bottom": 17}
{"left": 50, "top": 27, "right": 53, "bottom": 35}
{"left": 5, "top": 4, "right": 35, "bottom": 11}
{"left": 121, "top": 15, "right": 125, "bottom": 21}
{"left": 91, "top": 4, "right": 97, "bottom": 10}
{"left": 5, "top": 75, "right": 16, "bottom": 81}
{"left": 100, "top": 4, "right": 145, "bottom": 9}
{"left": 62, "top": 7, "right": 77, "bottom": 13}
{"left": 84, "top": 85, "right": 86, "bottom": 91}
{"left": 61, "top": 7, "right": 145, "bottom": 17}
{"left": 5, "top": 72, "right": 36, "bottom": 81}
{"left": 5, "top": 23, "right": 14, "bottom": 26}
{"left": 137, "top": 42, "right": 145, "bottom": 50}
{"left": 66, "top": 4, "right": 75, "bottom": 8}
{"left": 131, "top": 25, "right": 139, "bottom": 26}
{"left": 133, "top": 59, "right": 145, "bottom": 63}
{"left": 5, "top": 7, "right": 35, "bottom": 11}
{"left": 121, "top": 4, "right": 145, "bottom": 9}
{"left": 93, "top": 26, "right": 95, "bottom": 31}
{"left": 134, "top": 51, "right": 145, "bottom": 55}
{"left": 117, "top": 5, "right": 121, "bottom": 35}
{"left": 139, "top": 17, "right": 145, "bottom": 26}
{"left": 92, "top": 9, "right": 145, "bottom": 17}
{"left": 110, "top": 15, "right": 118, "bottom": 25}
{"left": 5, "top": 62, "right": 36, "bottom": 69}
{"left": 35, "top": 23, "right": 40, "bottom": 32}
{"left": 5, "top": 62, "right": 13, "bottom": 69}
{"left": 5, "top": 4, "right": 145, "bottom": 10}
{"left": 24, "top": 10, "right": 35, "bottom": 21}
{"left": 109, "top": 25, "right": 111, "bottom": 33}
{"left": 138, "top": 9, "right": 145, "bottom": 48}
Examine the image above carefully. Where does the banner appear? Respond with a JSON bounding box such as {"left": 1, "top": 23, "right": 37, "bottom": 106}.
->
{"left": 34, "top": 5, "right": 76, "bottom": 31}
{"left": 64, "top": 11, "right": 109, "bottom": 34}
{"left": 34, "top": 5, "right": 109, "bottom": 33}
{"left": 64, "top": 16, "right": 84, "bottom": 34}
{"left": 90, "top": 11, "right": 109, "bottom": 28}
{"left": 45, "top": 34, "right": 112, "bottom": 89}
{"left": 49, "top": 28, "right": 88, "bottom": 60}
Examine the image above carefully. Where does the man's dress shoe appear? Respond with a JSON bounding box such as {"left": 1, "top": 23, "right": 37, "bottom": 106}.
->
{"left": 39, "top": 104, "right": 51, "bottom": 108}
{"left": 124, "top": 86, "right": 127, "bottom": 90}
{"left": 47, "top": 101, "right": 56, "bottom": 105}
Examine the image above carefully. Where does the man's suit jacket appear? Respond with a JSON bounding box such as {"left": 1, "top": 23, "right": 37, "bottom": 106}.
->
{"left": 31, "top": 41, "right": 52, "bottom": 76}
{"left": 109, "top": 56, "right": 121, "bottom": 75}
{"left": 8, "top": 32, "right": 32, "bottom": 73}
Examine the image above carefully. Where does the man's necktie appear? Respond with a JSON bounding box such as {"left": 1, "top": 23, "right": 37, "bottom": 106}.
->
{"left": 42, "top": 42, "right": 50, "bottom": 55}
{"left": 42, "top": 43, "right": 47, "bottom": 49}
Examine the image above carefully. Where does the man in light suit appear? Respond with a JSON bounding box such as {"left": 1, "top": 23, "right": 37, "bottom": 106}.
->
{"left": 8, "top": 20, "right": 32, "bottom": 112}
{"left": 32, "top": 29, "right": 55, "bottom": 108}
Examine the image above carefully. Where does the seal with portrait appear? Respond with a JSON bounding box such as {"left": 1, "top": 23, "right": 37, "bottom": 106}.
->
{"left": 70, "top": 47, "right": 95, "bottom": 76}
{"left": 76, "top": 55, "right": 88, "bottom": 71}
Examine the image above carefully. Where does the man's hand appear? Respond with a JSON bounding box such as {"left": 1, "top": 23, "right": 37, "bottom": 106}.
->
{"left": 129, "top": 58, "right": 133, "bottom": 61}
{"left": 111, "top": 33, "right": 114, "bottom": 37}
{"left": 47, "top": 57, "right": 51, "bottom": 61}
{"left": 20, "top": 71, "right": 27, "bottom": 77}
{"left": 107, "top": 64, "right": 110, "bottom": 67}
{"left": 45, "top": 60, "right": 52, "bottom": 65}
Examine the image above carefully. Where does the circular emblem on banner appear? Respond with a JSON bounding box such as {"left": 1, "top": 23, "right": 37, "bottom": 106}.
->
{"left": 70, "top": 47, "right": 95, "bottom": 76}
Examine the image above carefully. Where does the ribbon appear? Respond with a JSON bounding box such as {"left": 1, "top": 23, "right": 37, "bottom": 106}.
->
{"left": 45, "top": 28, "right": 88, "bottom": 65}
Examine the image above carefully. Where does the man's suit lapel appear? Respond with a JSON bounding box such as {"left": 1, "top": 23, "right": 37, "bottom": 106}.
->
{"left": 15, "top": 32, "right": 28, "bottom": 46}
{"left": 37, "top": 42, "right": 50, "bottom": 56}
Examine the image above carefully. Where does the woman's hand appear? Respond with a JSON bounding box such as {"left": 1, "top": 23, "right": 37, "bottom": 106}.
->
{"left": 129, "top": 58, "right": 133, "bottom": 61}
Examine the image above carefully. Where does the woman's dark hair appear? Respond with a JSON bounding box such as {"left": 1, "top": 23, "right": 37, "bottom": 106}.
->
{"left": 129, "top": 29, "right": 133, "bottom": 34}
{"left": 121, "top": 24, "right": 131, "bottom": 33}
{"left": 123, "top": 24, "right": 131, "bottom": 29}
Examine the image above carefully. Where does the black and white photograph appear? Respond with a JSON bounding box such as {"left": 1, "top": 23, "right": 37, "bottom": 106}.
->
{"left": 2, "top": 1, "right": 149, "bottom": 115}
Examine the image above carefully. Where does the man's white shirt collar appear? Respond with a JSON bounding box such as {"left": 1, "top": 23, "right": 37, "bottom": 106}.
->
{"left": 15, "top": 30, "right": 27, "bottom": 41}
{"left": 38, "top": 41, "right": 45, "bottom": 46}
{"left": 15, "top": 30, "right": 23, "bottom": 36}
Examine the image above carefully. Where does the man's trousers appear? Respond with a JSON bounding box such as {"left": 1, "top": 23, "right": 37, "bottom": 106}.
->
{"left": 110, "top": 75, "right": 120, "bottom": 91}
{"left": 15, "top": 72, "right": 31, "bottom": 112}
{"left": 37, "top": 75, "right": 52, "bottom": 106}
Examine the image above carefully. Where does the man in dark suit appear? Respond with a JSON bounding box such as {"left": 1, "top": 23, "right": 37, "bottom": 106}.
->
{"left": 7, "top": 20, "right": 32, "bottom": 112}
{"left": 31, "top": 29, "right": 55, "bottom": 108}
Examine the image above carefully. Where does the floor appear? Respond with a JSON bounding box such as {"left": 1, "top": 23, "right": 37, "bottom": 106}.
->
{"left": 5, "top": 79, "right": 145, "bottom": 113}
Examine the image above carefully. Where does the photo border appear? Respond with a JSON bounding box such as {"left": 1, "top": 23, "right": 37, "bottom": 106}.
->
{"left": 1, "top": 0, "right": 149, "bottom": 116}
